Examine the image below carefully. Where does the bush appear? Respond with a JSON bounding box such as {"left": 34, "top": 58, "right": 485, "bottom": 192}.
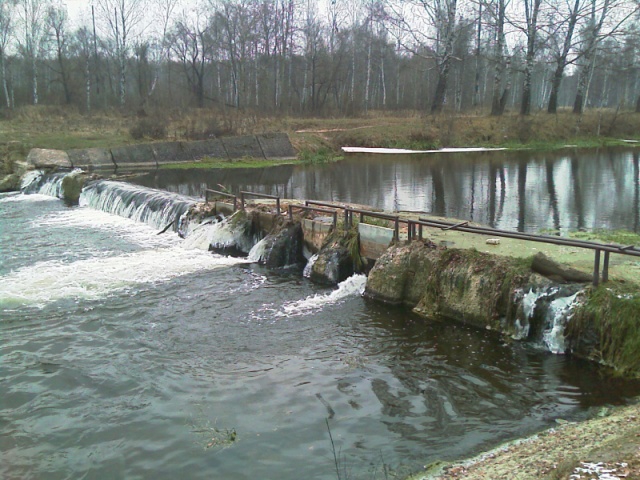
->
{"left": 130, "top": 118, "right": 168, "bottom": 140}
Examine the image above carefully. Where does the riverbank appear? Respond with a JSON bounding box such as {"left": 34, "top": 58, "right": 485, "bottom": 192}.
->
{"left": 3, "top": 107, "right": 640, "bottom": 174}
{"left": 415, "top": 401, "right": 640, "bottom": 480}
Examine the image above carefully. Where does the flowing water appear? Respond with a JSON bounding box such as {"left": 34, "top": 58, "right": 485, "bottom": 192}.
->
{"left": 2, "top": 156, "right": 640, "bottom": 479}
{"left": 132, "top": 147, "right": 640, "bottom": 234}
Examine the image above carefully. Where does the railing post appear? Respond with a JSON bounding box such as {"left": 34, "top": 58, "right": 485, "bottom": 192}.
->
{"left": 593, "top": 249, "right": 601, "bottom": 286}
{"left": 394, "top": 218, "right": 399, "bottom": 241}
{"left": 288, "top": 204, "right": 293, "bottom": 222}
{"left": 233, "top": 197, "right": 237, "bottom": 212}
{"left": 204, "top": 189, "right": 208, "bottom": 203}
{"left": 419, "top": 223, "right": 423, "bottom": 240}
{"left": 332, "top": 211, "right": 337, "bottom": 229}
{"left": 603, "top": 251, "right": 610, "bottom": 283}
{"left": 276, "top": 198, "right": 281, "bottom": 215}
{"left": 240, "top": 192, "right": 245, "bottom": 210}
{"left": 407, "top": 221, "right": 413, "bottom": 241}
{"left": 344, "top": 208, "right": 349, "bottom": 231}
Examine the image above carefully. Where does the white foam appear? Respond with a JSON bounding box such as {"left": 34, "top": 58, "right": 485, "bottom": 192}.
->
{"left": 248, "top": 237, "right": 269, "bottom": 262}
{"left": 275, "top": 274, "right": 367, "bottom": 318}
{"left": 0, "top": 247, "right": 246, "bottom": 308}
{"left": 182, "top": 215, "right": 255, "bottom": 253}
{"left": 0, "top": 193, "right": 59, "bottom": 203}
{"left": 33, "top": 208, "right": 181, "bottom": 248}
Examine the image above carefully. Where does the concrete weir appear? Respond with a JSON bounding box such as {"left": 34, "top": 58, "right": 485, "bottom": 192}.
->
{"left": 197, "top": 197, "right": 640, "bottom": 375}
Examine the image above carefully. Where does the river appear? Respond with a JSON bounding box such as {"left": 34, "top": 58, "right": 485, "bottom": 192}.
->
{"left": 132, "top": 147, "right": 640, "bottom": 234}
{"left": 2, "top": 148, "right": 640, "bottom": 479}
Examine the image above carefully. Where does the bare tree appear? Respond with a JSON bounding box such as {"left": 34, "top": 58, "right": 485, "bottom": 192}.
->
{"left": 0, "top": 0, "right": 15, "bottom": 109}
{"left": 518, "top": 0, "right": 543, "bottom": 115}
{"left": 168, "top": 11, "right": 212, "bottom": 108}
{"left": 47, "top": 4, "right": 72, "bottom": 104}
{"left": 95, "top": 0, "right": 148, "bottom": 108}
{"left": 545, "top": 0, "right": 583, "bottom": 113}
{"left": 17, "top": 0, "right": 51, "bottom": 105}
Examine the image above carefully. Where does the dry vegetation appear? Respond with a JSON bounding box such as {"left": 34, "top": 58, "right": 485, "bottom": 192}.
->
{"left": 2, "top": 106, "right": 640, "bottom": 164}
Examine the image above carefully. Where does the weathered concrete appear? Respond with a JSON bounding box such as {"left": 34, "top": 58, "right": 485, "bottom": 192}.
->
{"left": 67, "top": 148, "right": 116, "bottom": 170}
{"left": 301, "top": 217, "right": 334, "bottom": 253}
{"left": 256, "top": 133, "right": 296, "bottom": 159}
{"left": 151, "top": 142, "right": 191, "bottom": 164}
{"left": 27, "top": 149, "right": 72, "bottom": 169}
{"left": 181, "top": 139, "right": 228, "bottom": 160}
{"left": 221, "top": 135, "right": 265, "bottom": 159}
{"left": 110, "top": 144, "right": 158, "bottom": 169}
{"left": 358, "top": 223, "right": 395, "bottom": 260}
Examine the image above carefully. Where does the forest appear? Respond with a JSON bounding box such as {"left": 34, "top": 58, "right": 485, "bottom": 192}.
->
{"left": 1, "top": 0, "right": 639, "bottom": 118}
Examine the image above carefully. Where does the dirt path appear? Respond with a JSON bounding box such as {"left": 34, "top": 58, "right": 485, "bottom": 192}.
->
{"left": 409, "top": 403, "right": 640, "bottom": 480}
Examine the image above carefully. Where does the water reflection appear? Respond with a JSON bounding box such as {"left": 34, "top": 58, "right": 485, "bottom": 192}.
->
{"left": 131, "top": 148, "right": 640, "bottom": 233}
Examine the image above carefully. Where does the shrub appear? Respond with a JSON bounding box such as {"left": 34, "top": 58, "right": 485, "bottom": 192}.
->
{"left": 130, "top": 118, "right": 168, "bottom": 140}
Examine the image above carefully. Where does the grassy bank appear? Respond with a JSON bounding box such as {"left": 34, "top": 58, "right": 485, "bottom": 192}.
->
{"left": 2, "top": 106, "right": 640, "bottom": 167}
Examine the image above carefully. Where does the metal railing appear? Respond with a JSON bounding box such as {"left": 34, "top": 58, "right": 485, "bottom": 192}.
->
{"left": 204, "top": 188, "right": 238, "bottom": 211}
{"left": 288, "top": 204, "right": 338, "bottom": 228}
{"left": 240, "top": 191, "right": 281, "bottom": 214}
{"left": 205, "top": 188, "right": 640, "bottom": 286}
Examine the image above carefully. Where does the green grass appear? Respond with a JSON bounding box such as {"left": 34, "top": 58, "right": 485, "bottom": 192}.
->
{"left": 569, "top": 229, "right": 640, "bottom": 246}
{"left": 159, "top": 156, "right": 299, "bottom": 170}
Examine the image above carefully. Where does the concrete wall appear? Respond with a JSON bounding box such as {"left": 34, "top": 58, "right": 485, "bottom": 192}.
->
{"left": 358, "top": 223, "right": 395, "bottom": 260}
{"left": 301, "top": 218, "right": 334, "bottom": 253}
{"left": 27, "top": 133, "right": 296, "bottom": 172}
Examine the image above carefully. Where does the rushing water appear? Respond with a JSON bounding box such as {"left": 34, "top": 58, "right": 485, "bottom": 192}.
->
{"left": 132, "top": 147, "right": 640, "bottom": 234}
{"left": 3, "top": 178, "right": 640, "bottom": 480}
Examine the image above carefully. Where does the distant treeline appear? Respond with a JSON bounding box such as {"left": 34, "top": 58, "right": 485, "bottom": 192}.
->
{"left": 1, "top": 0, "right": 639, "bottom": 116}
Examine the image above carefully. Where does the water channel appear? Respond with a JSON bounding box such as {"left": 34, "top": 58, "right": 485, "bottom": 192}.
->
{"left": 2, "top": 147, "right": 640, "bottom": 479}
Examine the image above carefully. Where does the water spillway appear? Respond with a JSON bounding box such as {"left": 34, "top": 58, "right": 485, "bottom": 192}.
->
{"left": 80, "top": 179, "right": 197, "bottom": 232}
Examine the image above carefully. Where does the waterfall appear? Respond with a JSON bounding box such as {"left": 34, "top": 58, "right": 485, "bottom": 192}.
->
{"left": 21, "top": 170, "right": 66, "bottom": 198}
{"left": 80, "top": 180, "right": 197, "bottom": 232}
{"left": 181, "top": 211, "right": 258, "bottom": 254}
{"left": 248, "top": 237, "right": 269, "bottom": 262}
{"left": 514, "top": 285, "right": 583, "bottom": 354}
{"left": 303, "top": 254, "right": 319, "bottom": 278}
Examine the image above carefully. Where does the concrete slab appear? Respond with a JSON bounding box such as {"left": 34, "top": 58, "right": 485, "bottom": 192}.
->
{"left": 27, "top": 148, "right": 72, "bottom": 169}
{"left": 151, "top": 142, "right": 191, "bottom": 164}
{"left": 359, "top": 223, "right": 394, "bottom": 259}
{"left": 181, "top": 139, "right": 228, "bottom": 160}
{"left": 256, "top": 133, "right": 296, "bottom": 159}
{"left": 222, "top": 135, "right": 265, "bottom": 159}
{"left": 67, "top": 148, "right": 115, "bottom": 170}
{"left": 302, "top": 218, "right": 334, "bottom": 253}
{"left": 110, "top": 144, "right": 158, "bottom": 169}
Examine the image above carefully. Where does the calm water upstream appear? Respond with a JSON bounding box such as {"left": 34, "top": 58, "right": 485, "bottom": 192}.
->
{"left": 2, "top": 149, "right": 640, "bottom": 479}
{"left": 133, "top": 147, "right": 640, "bottom": 234}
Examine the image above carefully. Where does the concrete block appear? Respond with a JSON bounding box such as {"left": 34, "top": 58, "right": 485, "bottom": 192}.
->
{"left": 27, "top": 148, "right": 72, "bottom": 169}
{"left": 256, "top": 133, "right": 296, "bottom": 159}
{"left": 302, "top": 218, "right": 334, "bottom": 253}
{"left": 151, "top": 142, "right": 191, "bottom": 164}
{"left": 67, "top": 148, "right": 116, "bottom": 170}
{"left": 221, "top": 135, "right": 265, "bottom": 159}
{"left": 110, "top": 144, "right": 158, "bottom": 169}
{"left": 359, "top": 223, "right": 394, "bottom": 260}
{"left": 181, "top": 139, "right": 228, "bottom": 160}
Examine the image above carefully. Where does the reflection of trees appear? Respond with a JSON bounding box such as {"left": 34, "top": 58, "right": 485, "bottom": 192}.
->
{"left": 517, "top": 162, "right": 527, "bottom": 232}
{"left": 130, "top": 150, "right": 638, "bottom": 234}
{"left": 545, "top": 159, "right": 560, "bottom": 231}
{"left": 570, "top": 156, "right": 585, "bottom": 231}
{"left": 635, "top": 153, "right": 639, "bottom": 233}
{"left": 432, "top": 163, "right": 446, "bottom": 216}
